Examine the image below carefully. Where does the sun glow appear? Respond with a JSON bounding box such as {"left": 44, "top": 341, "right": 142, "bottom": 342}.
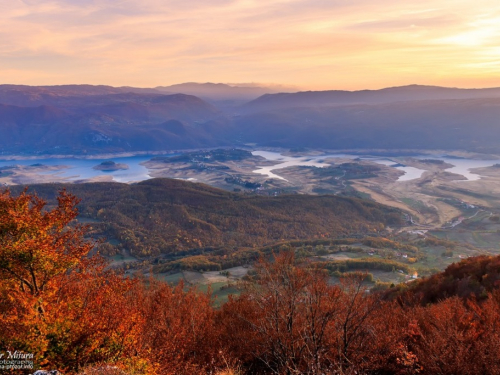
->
{"left": 437, "top": 21, "right": 500, "bottom": 47}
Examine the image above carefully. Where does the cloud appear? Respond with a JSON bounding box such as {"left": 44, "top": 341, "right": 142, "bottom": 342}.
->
{"left": 347, "top": 14, "right": 461, "bottom": 31}
{"left": 1, "top": 0, "right": 500, "bottom": 89}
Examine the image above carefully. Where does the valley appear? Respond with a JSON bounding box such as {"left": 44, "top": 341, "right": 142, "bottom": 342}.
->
{"left": 8, "top": 145, "right": 500, "bottom": 300}
{"left": 3, "top": 83, "right": 500, "bottom": 301}
{"left": 6, "top": 1, "right": 500, "bottom": 371}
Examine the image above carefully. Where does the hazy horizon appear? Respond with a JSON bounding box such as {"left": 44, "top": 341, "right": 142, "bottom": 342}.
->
{"left": 2, "top": 81, "right": 500, "bottom": 92}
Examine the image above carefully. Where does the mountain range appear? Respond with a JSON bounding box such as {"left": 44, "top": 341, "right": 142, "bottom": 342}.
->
{"left": 1, "top": 83, "right": 500, "bottom": 154}
{"left": 156, "top": 82, "right": 294, "bottom": 104}
{"left": 0, "top": 85, "right": 229, "bottom": 154}
{"left": 242, "top": 84, "right": 500, "bottom": 112}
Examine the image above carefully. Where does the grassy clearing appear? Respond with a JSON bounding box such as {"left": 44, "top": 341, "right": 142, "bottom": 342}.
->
{"left": 401, "top": 198, "right": 432, "bottom": 213}
{"left": 430, "top": 228, "right": 500, "bottom": 250}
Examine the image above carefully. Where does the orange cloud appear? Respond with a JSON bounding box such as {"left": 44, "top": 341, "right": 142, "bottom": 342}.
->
{"left": 1, "top": 0, "right": 499, "bottom": 89}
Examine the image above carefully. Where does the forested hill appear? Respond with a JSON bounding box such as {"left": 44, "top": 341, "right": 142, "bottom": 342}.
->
{"left": 15, "top": 178, "right": 403, "bottom": 258}
{"left": 387, "top": 254, "right": 500, "bottom": 304}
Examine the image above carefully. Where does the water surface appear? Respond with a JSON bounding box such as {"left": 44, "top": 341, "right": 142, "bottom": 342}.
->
{"left": 0, "top": 155, "right": 154, "bottom": 183}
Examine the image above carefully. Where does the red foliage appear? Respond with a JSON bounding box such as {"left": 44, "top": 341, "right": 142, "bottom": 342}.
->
{"left": 2, "top": 189, "right": 500, "bottom": 374}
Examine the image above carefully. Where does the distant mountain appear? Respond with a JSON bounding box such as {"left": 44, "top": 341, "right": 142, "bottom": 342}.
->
{"left": 232, "top": 97, "right": 500, "bottom": 153}
{"left": 0, "top": 84, "right": 161, "bottom": 107}
{"left": 61, "top": 92, "right": 221, "bottom": 123}
{"left": 231, "top": 85, "right": 500, "bottom": 153}
{"left": 0, "top": 105, "right": 228, "bottom": 155}
{"left": 3, "top": 83, "right": 500, "bottom": 155}
{"left": 156, "top": 82, "right": 295, "bottom": 108}
{"left": 0, "top": 85, "right": 228, "bottom": 154}
{"left": 0, "top": 85, "right": 218, "bottom": 122}
{"left": 243, "top": 85, "right": 500, "bottom": 112}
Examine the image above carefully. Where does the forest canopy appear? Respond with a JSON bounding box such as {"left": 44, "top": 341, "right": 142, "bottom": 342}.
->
{"left": 11, "top": 178, "right": 403, "bottom": 258}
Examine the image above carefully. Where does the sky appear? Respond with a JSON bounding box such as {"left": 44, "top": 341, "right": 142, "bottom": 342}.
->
{"left": 1, "top": 0, "right": 500, "bottom": 90}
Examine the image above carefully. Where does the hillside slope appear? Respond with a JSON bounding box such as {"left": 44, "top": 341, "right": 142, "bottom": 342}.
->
{"left": 388, "top": 254, "right": 500, "bottom": 304}
{"left": 243, "top": 84, "right": 500, "bottom": 111}
{"left": 16, "top": 178, "right": 403, "bottom": 258}
{"left": 0, "top": 86, "right": 228, "bottom": 154}
{"left": 233, "top": 98, "right": 500, "bottom": 152}
{"left": 5, "top": 84, "right": 500, "bottom": 154}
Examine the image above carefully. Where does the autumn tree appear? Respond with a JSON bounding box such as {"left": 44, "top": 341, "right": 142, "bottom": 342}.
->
{"left": 397, "top": 295, "right": 500, "bottom": 375}
{"left": 0, "top": 189, "right": 92, "bottom": 300}
{"left": 0, "top": 189, "right": 145, "bottom": 373}
{"left": 0, "top": 189, "right": 93, "bottom": 359}
{"left": 133, "top": 279, "right": 228, "bottom": 375}
{"left": 220, "top": 252, "right": 385, "bottom": 374}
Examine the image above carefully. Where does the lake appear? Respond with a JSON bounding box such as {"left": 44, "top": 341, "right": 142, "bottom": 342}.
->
{"left": 0, "top": 155, "right": 154, "bottom": 183}
{"left": 366, "top": 158, "right": 427, "bottom": 181}
{"left": 438, "top": 156, "right": 500, "bottom": 181}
